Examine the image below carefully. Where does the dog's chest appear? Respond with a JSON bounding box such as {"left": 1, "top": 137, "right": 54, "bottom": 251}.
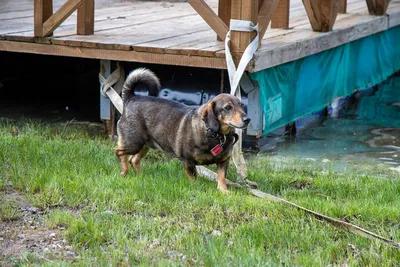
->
{"left": 193, "top": 149, "right": 231, "bottom": 165}
{"left": 192, "top": 139, "right": 233, "bottom": 165}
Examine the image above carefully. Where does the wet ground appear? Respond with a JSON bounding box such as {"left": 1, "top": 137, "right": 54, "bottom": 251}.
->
{"left": 258, "top": 74, "right": 400, "bottom": 175}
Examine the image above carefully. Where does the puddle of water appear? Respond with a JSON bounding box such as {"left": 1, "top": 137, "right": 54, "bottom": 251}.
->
{"left": 258, "top": 74, "right": 400, "bottom": 175}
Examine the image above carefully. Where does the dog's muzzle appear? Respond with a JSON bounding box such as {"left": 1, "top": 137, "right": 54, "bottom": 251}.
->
{"left": 229, "top": 117, "right": 251, "bottom": 129}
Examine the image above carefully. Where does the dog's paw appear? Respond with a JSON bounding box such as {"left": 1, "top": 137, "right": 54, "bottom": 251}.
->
{"left": 218, "top": 185, "right": 230, "bottom": 194}
{"left": 220, "top": 188, "right": 230, "bottom": 194}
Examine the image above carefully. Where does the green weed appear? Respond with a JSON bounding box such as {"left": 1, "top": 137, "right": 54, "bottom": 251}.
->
{"left": 1, "top": 119, "right": 399, "bottom": 266}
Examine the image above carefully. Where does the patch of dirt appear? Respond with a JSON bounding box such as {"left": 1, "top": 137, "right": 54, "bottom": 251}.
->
{"left": 0, "top": 189, "right": 77, "bottom": 266}
{"left": 289, "top": 179, "right": 313, "bottom": 190}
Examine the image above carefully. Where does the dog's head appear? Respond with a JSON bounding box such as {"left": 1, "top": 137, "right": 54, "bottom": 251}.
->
{"left": 201, "top": 93, "right": 251, "bottom": 134}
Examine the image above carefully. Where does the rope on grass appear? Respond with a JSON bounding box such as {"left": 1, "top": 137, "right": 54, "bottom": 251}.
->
{"left": 196, "top": 166, "right": 400, "bottom": 251}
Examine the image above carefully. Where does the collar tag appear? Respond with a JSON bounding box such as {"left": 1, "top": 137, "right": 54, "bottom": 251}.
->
{"left": 210, "top": 144, "right": 223, "bottom": 156}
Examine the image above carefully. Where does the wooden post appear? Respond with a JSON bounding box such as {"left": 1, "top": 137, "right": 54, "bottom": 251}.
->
{"left": 230, "top": 0, "right": 242, "bottom": 55}
{"left": 338, "top": 0, "right": 347, "bottom": 13}
{"left": 42, "top": 0, "right": 84, "bottom": 37}
{"left": 100, "top": 60, "right": 116, "bottom": 136}
{"left": 258, "top": 0, "right": 281, "bottom": 41}
{"left": 228, "top": 1, "right": 260, "bottom": 188}
{"left": 188, "top": 0, "right": 228, "bottom": 41}
{"left": 230, "top": 0, "right": 259, "bottom": 56}
{"left": 271, "top": 0, "right": 290, "bottom": 29}
{"left": 77, "top": 0, "right": 94, "bottom": 35}
{"left": 366, "top": 0, "right": 391, "bottom": 15}
{"left": 217, "top": 0, "right": 231, "bottom": 41}
{"left": 240, "top": 0, "right": 259, "bottom": 52}
{"left": 34, "top": 0, "right": 53, "bottom": 37}
{"left": 302, "top": 0, "right": 340, "bottom": 32}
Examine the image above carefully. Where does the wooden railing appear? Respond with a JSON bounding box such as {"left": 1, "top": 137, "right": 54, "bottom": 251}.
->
{"left": 34, "top": 0, "right": 94, "bottom": 37}
{"left": 33, "top": 0, "right": 392, "bottom": 52}
{"left": 188, "top": 0, "right": 392, "bottom": 55}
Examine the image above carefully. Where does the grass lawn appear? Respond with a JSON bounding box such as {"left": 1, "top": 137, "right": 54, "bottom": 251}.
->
{"left": 0, "top": 119, "right": 399, "bottom": 266}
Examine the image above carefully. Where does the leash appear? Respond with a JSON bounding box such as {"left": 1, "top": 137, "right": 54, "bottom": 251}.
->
{"left": 224, "top": 19, "right": 259, "bottom": 187}
{"left": 225, "top": 19, "right": 259, "bottom": 96}
{"left": 196, "top": 166, "right": 400, "bottom": 251}
{"left": 99, "top": 63, "right": 125, "bottom": 114}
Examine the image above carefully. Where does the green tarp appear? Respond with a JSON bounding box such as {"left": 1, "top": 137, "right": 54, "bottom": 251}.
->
{"left": 250, "top": 26, "right": 400, "bottom": 136}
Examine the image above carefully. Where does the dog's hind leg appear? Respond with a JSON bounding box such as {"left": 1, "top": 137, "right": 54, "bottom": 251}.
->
{"left": 184, "top": 162, "right": 198, "bottom": 181}
{"left": 217, "top": 160, "right": 230, "bottom": 194}
{"left": 115, "top": 147, "right": 129, "bottom": 176}
{"left": 128, "top": 146, "right": 149, "bottom": 173}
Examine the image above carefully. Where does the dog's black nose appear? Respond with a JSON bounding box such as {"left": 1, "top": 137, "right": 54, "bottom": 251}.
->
{"left": 243, "top": 117, "right": 251, "bottom": 124}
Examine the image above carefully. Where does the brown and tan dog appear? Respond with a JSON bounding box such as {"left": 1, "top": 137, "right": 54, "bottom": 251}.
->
{"left": 115, "top": 68, "right": 250, "bottom": 193}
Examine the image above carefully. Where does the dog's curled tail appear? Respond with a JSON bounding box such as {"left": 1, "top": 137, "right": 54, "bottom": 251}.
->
{"left": 122, "top": 68, "right": 161, "bottom": 103}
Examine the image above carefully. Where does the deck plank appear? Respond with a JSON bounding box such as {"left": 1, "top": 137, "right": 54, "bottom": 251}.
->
{"left": 0, "top": 0, "right": 399, "bottom": 71}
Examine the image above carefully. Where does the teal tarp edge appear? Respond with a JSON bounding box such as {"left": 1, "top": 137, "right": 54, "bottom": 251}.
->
{"left": 250, "top": 26, "right": 400, "bottom": 136}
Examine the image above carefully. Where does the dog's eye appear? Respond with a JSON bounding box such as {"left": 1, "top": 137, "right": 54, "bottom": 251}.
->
{"left": 224, "top": 105, "right": 232, "bottom": 111}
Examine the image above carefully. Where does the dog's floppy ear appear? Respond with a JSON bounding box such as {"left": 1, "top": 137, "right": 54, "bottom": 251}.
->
{"left": 202, "top": 101, "right": 220, "bottom": 133}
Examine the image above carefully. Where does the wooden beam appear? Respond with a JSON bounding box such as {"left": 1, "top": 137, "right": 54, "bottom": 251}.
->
{"left": 34, "top": 0, "right": 53, "bottom": 37}
{"left": 271, "top": 0, "right": 290, "bottom": 29}
{"left": 259, "top": 0, "right": 264, "bottom": 10}
{"left": 42, "top": 0, "right": 84, "bottom": 37}
{"left": 239, "top": 0, "right": 259, "bottom": 52}
{"left": 217, "top": 0, "right": 231, "bottom": 41}
{"left": 258, "top": 0, "right": 280, "bottom": 40}
{"left": 188, "top": 0, "right": 229, "bottom": 41}
{"left": 0, "top": 40, "right": 228, "bottom": 70}
{"left": 230, "top": 0, "right": 242, "bottom": 55}
{"left": 229, "top": 0, "right": 259, "bottom": 56}
{"left": 77, "top": 0, "right": 95, "bottom": 35}
{"left": 338, "top": 0, "right": 347, "bottom": 13}
{"left": 366, "top": 0, "right": 391, "bottom": 15}
{"left": 302, "top": 0, "right": 340, "bottom": 32}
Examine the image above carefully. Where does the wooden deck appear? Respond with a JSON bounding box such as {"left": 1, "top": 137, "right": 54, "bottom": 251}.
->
{"left": 1, "top": 0, "right": 400, "bottom": 72}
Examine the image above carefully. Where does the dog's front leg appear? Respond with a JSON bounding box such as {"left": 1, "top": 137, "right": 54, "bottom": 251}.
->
{"left": 115, "top": 147, "right": 129, "bottom": 176}
{"left": 217, "top": 160, "right": 230, "bottom": 194}
{"left": 184, "top": 162, "right": 198, "bottom": 181}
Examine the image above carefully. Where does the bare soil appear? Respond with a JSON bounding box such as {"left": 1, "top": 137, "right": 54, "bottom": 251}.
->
{"left": 0, "top": 189, "right": 77, "bottom": 266}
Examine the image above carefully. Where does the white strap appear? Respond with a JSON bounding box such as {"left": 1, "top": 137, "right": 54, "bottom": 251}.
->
{"left": 225, "top": 19, "right": 259, "bottom": 96}
{"left": 99, "top": 64, "right": 125, "bottom": 114}
{"left": 225, "top": 19, "right": 259, "bottom": 185}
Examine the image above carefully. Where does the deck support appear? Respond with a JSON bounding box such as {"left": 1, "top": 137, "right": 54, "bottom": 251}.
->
{"left": 366, "top": 0, "right": 391, "bottom": 15}
{"left": 191, "top": 0, "right": 280, "bottom": 49}
{"left": 34, "top": 0, "right": 94, "bottom": 37}
{"left": 100, "top": 60, "right": 114, "bottom": 136}
{"left": 228, "top": 1, "right": 261, "bottom": 187}
{"left": 34, "top": 0, "right": 53, "bottom": 37}
{"left": 258, "top": 0, "right": 281, "bottom": 40}
{"left": 284, "top": 122, "right": 297, "bottom": 138}
{"left": 302, "top": 0, "right": 340, "bottom": 32}
{"left": 338, "top": 0, "right": 347, "bottom": 13}
{"left": 77, "top": 0, "right": 95, "bottom": 35}
{"left": 230, "top": 0, "right": 259, "bottom": 56}
{"left": 217, "top": 0, "right": 231, "bottom": 41}
{"left": 240, "top": 74, "right": 263, "bottom": 137}
{"left": 187, "top": 0, "right": 228, "bottom": 41}
{"left": 271, "top": 0, "right": 290, "bottom": 29}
